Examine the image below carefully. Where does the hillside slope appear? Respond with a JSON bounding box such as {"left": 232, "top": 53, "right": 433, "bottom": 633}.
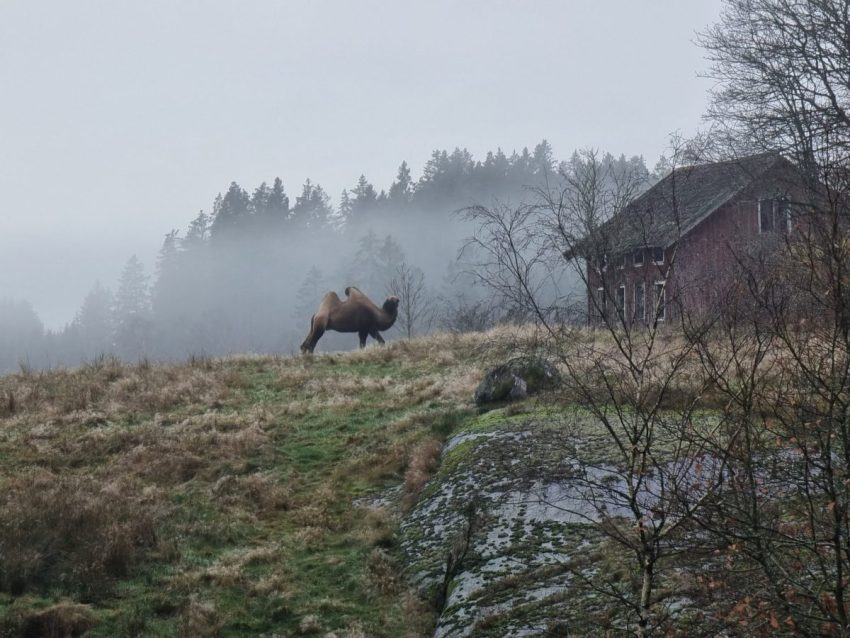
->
{"left": 0, "top": 332, "right": 516, "bottom": 638}
{"left": 2, "top": 327, "right": 799, "bottom": 637}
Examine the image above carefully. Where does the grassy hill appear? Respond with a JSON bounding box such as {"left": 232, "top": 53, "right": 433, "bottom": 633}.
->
{"left": 0, "top": 332, "right": 512, "bottom": 638}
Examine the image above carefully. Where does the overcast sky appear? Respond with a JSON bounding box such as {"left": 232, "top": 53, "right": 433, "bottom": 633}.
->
{"left": 1, "top": 0, "right": 723, "bottom": 328}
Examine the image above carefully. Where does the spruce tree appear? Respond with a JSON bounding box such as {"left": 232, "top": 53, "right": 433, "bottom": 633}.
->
{"left": 71, "top": 282, "right": 114, "bottom": 358}
{"left": 291, "top": 180, "right": 333, "bottom": 231}
{"left": 348, "top": 174, "right": 378, "bottom": 224}
{"left": 183, "top": 210, "right": 210, "bottom": 248}
{"left": 388, "top": 161, "right": 413, "bottom": 207}
{"left": 210, "top": 182, "right": 251, "bottom": 238}
{"left": 112, "top": 255, "right": 152, "bottom": 360}
{"left": 293, "top": 266, "right": 326, "bottom": 322}
{"left": 531, "top": 139, "right": 554, "bottom": 177}
{"left": 267, "top": 177, "right": 290, "bottom": 228}
{"left": 0, "top": 298, "right": 44, "bottom": 372}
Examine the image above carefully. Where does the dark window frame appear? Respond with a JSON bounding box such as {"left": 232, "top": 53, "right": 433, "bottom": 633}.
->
{"left": 633, "top": 250, "right": 644, "bottom": 267}
{"left": 634, "top": 281, "right": 645, "bottom": 323}
{"left": 759, "top": 197, "right": 792, "bottom": 234}
{"left": 654, "top": 280, "right": 666, "bottom": 322}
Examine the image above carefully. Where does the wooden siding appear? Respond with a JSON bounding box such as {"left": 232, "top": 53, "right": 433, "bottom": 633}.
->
{"left": 584, "top": 195, "right": 784, "bottom": 324}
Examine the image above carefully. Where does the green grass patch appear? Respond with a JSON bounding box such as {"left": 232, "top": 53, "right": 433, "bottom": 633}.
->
{"left": 0, "top": 342, "right": 485, "bottom": 637}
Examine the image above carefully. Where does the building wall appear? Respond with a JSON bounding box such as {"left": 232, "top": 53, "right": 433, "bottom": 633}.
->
{"left": 586, "top": 248, "right": 672, "bottom": 325}
{"left": 583, "top": 161, "right": 809, "bottom": 326}
{"left": 674, "top": 197, "right": 760, "bottom": 318}
{"left": 585, "top": 195, "right": 777, "bottom": 325}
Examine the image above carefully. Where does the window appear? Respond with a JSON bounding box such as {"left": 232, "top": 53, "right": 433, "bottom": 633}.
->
{"left": 759, "top": 198, "right": 792, "bottom": 234}
{"left": 634, "top": 282, "right": 645, "bottom": 323}
{"left": 617, "top": 254, "right": 626, "bottom": 269}
{"left": 780, "top": 198, "right": 792, "bottom": 233}
{"left": 758, "top": 199, "right": 775, "bottom": 233}
{"left": 616, "top": 285, "right": 626, "bottom": 319}
{"left": 633, "top": 250, "right": 644, "bottom": 267}
{"left": 652, "top": 247, "right": 664, "bottom": 264}
{"left": 653, "top": 281, "right": 666, "bottom": 321}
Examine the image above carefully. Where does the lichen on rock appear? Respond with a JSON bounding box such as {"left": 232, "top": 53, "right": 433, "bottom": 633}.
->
{"left": 400, "top": 411, "right": 603, "bottom": 637}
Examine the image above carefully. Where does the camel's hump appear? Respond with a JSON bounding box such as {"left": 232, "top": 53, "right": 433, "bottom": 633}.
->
{"left": 344, "top": 286, "right": 366, "bottom": 299}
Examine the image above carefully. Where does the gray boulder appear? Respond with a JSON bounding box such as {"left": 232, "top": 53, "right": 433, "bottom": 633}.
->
{"left": 474, "top": 357, "right": 561, "bottom": 405}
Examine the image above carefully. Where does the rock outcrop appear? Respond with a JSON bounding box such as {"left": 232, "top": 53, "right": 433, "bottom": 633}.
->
{"left": 399, "top": 409, "right": 704, "bottom": 637}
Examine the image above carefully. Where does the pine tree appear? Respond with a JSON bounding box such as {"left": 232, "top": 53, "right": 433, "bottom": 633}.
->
{"left": 183, "top": 210, "right": 210, "bottom": 248}
{"left": 348, "top": 175, "right": 378, "bottom": 224}
{"left": 267, "top": 177, "right": 290, "bottom": 227}
{"left": 0, "top": 298, "right": 44, "bottom": 372}
{"left": 349, "top": 231, "right": 383, "bottom": 294}
{"left": 251, "top": 182, "right": 271, "bottom": 216}
{"left": 420, "top": 149, "right": 449, "bottom": 186}
{"left": 291, "top": 180, "right": 333, "bottom": 231}
{"left": 338, "top": 189, "right": 353, "bottom": 225}
{"left": 378, "top": 235, "right": 405, "bottom": 284}
{"left": 112, "top": 255, "right": 152, "bottom": 360}
{"left": 151, "top": 230, "right": 181, "bottom": 320}
{"left": 531, "top": 139, "right": 554, "bottom": 177}
{"left": 508, "top": 147, "right": 534, "bottom": 190}
{"left": 388, "top": 161, "right": 414, "bottom": 207}
{"left": 71, "top": 282, "right": 114, "bottom": 357}
{"left": 293, "top": 266, "right": 326, "bottom": 322}
{"left": 210, "top": 182, "right": 251, "bottom": 238}
{"left": 350, "top": 232, "right": 407, "bottom": 296}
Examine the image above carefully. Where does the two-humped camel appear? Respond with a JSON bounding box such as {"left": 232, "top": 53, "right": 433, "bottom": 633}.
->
{"left": 300, "top": 286, "right": 399, "bottom": 354}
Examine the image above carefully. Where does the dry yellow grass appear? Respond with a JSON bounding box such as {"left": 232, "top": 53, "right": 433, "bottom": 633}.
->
{"left": 0, "top": 469, "right": 165, "bottom": 596}
{"left": 402, "top": 438, "right": 444, "bottom": 510}
{"left": 0, "top": 325, "right": 566, "bottom": 636}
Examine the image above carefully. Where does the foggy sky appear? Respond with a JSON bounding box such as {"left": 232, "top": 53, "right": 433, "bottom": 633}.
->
{"left": 1, "top": 0, "right": 723, "bottom": 328}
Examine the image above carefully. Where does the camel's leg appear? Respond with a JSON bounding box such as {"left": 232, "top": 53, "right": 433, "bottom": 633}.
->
{"left": 310, "top": 325, "right": 324, "bottom": 352}
{"left": 301, "top": 315, "right": 324, "bottom": 354}
{"left": 358, "top": 330, "right": 368, "bottom": 348}
{"left": 369, "top": 329, "right": 385, "bottom": 345}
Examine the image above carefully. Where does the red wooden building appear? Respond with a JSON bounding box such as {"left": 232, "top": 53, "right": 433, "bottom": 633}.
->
{"left": 572, "top": 153, "right": 804, "bottom": 325}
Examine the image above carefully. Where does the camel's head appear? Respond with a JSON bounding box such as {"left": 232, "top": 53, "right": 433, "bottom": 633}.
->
{"left": 383, "top": 296, "right": 400, "bottom": 318}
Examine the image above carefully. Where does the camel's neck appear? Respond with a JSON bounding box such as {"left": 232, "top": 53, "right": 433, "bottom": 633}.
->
{"left": 377, "top": 302, "right": 398, "bottom": 330}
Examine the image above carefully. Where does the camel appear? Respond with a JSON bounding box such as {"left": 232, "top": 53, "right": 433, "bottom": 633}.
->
{"left": 300, "top": 286, "right": 399, "bottom": 354}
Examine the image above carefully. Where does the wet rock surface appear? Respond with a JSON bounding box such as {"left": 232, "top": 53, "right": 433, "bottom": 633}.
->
{"left": 400, "top": 411, "right": 613, "bottom": 637}
{"left": 399, "top": 409, "right": 715, "bottom": 637}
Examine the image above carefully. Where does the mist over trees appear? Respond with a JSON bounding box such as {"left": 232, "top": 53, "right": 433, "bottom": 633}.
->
{"left": 0, "top": 142, "right": 652, "bottom": 372}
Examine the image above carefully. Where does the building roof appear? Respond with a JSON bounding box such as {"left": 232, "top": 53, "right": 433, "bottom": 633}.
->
{"left": 568, "top": 152, "right": 793, "bottom": 258}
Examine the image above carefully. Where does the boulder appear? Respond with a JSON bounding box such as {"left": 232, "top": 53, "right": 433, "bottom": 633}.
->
{"left": 474, "top": 357, "right": 560, "bottom": 405}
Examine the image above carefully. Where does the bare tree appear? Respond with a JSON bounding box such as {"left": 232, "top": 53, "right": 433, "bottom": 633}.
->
{"left": 684, "top": 1, "right": 850, "bottom": 633}
{"left": 388, "top": 260, "right": 432, "bottom": 339}
{"left": 463, "top": 147, "right": 725, "bottom": 636}
{"left": 439, "top": 293, "right": 498, "bottom": 334}
{"left": 700, "top": 0, "right": 850, "bottom": 174}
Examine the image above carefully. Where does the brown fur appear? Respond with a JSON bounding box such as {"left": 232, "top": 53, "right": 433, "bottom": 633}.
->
{"left": 300, "top": 286, "right": 400, "bottom": 354}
